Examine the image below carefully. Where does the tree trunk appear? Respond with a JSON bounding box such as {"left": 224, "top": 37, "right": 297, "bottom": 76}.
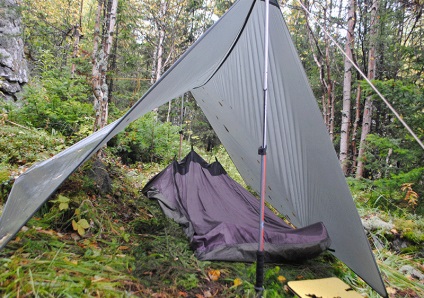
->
{"left": 328, "top": 79, "right": 335, "bottom": 141}
{"left": 303, "top": 1, "right": 335, "bottom": 137}
{"left": 324, "top": 15, "right": 334, "bottom": 141}
{"left": 166, "top": 100, "right": 172, "bottom": 122}
{"left": 351, "top": 84, "right": 362, "bottom": 171}
{"left": 339, "top": 0, "right": 356, "bottom": 175}
{"left": 155, "top": 24, "right": 165, "bottom": 83}
{"left": 92, "top": 0, "right": 118, "bottom": 133}
{"left": 71, "top": 0, "right": 84, "bottom": 77}
{"left": 356, "top": 0, "right": 379, "bottom": 178}
{"left": 71, "top": 24, "right": 81, "bottom": 77}
{"left": 302, "top": 4, "right": 327, "bottom": 125}
{"left": 107, "top": 19, "right": 119, "bottom": 104}
{"left": 151, "top": 0, "right": 168, "bottom": 115}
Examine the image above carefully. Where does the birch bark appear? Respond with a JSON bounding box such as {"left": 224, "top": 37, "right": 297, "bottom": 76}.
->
{"left": 340, "top": 0, "right": 356, "bottom": 174}
{"left": 92, "top": 0, "right": 118, "bottom": 132}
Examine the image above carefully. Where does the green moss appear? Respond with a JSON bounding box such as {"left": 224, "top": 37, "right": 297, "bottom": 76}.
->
{"left": 403, "top": 231, "right": 424, "bottom": 244}
{"left": 400, "top": 245, "right": 421, "bottom": 254}
{"left": 0, "top": 168, "right": 9, "bottom": 183}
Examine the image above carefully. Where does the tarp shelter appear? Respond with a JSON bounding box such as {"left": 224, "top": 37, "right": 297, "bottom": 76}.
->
{"left": 0, "top": 0, "right": 387, "bottom": 296}
{"left": 143, "top": 150, "right": 331, "bottom": 262}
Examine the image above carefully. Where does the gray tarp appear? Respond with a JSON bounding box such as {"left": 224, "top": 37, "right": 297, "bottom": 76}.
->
{"left": 143, "top": 150, "right": 331, "bottom": 262}
{"left": 0, "top": 0, "right": 387, "bottom": 296}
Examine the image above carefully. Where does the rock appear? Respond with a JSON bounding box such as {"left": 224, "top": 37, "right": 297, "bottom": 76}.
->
{"left": 362, "top": 215, "right": 394, "bottom": 232}
{"left": 391, "top": 237, "right": 409, "bottom": 252}
{"left": 89, "top": 158, "right": 112, "bottom": 194}
{"left": 0, "top": 0, "right": 29, "bottom": 101}
{"left": 399, "top": 265, "right": 424, "bottom": 281}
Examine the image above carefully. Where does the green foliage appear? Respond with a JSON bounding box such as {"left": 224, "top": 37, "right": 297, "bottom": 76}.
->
{"left": 360, "top": 97, "right": 422, "bottom": 180}
{"left": 361, "top": 80, "right": 423, "bottom": 140}
{"left": 0, "top": 123, "right": 65, "bottom": 165}
{"left": 72, "top": 218, "right": 90, "bottom": 236}
{"left": 8, "top": 68, "right": 93, "bottom": 137}
{"left": 393, "top": 215, "right": 424, "bottom": 245}
{"left": 109, "top": 112, "right": 181, "bottom": 164}
{"left": 356, "top": 80, "right": 424, "bottom": 213}
{"left": 350, "top": 172, "right": 424, "bottom": 216}
{"left": 0, "top": 160, "right": 143, "bottom": 296}
{"left": 0, "top": 122, "right": 66, "bottom": 202}
{"left": 0, "top": 167, "right": 9, "bottom": 185}
{"left": 0, "top": 232, "right": 138, "bottom": 296}
{"left": 131, "top": 199, "right": 209, "bottom": 293}
{"left": 0, "top": 164, "right": 12, "bottom": 204}
{"left": 50, "top": 194, "right": 70, "bottom": 211}
{"left": 1, "top": 134, "right": 423, "bottom": 297}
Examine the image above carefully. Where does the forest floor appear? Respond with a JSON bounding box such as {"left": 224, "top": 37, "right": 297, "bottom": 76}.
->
{"left": 0, "top": 123, "right": 423, "bottom": 297}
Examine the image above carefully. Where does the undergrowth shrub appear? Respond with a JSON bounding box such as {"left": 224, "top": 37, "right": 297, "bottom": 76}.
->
{"left": 131, "top": 195, "right": 205, "bottom": 291}
{"left": 0, "top": 122, "right": 66, "bottom": 202}
{"left": 5, "top": 68, "right": 93, "bottom": 137}
{"left": 0, "top": 125, "right": 64, "bottom": 166}
{"left": 108, "top": 112, "right": 181, "bottom": 164}
{"left": 349, "top": 168, "right": 423, "bottom": 216}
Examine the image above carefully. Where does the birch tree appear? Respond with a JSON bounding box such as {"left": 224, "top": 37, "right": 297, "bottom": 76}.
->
{"left": 71, "top": 0, "right": 84, "bottom": 77}
{"left": 92, "top": 0, "right": 118, "bottom": 132}
{"left": 339, "top": 0, "right": 356, "bottom": 175}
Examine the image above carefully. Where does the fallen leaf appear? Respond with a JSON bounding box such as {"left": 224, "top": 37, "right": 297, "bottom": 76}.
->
{"left": 208, "top": 269, "right": 221, "bottom": 281}
{"left": 71, "top": 233, "right": 81, "bottom": 241}
{"left": 386, "top": 287, "right": 397, "bottom": 295}
{"left": 233, "top": 278, "right": 243, "bottom": 287}
{"left": 78, "top": 219, "right": 90, "bottom": 229}
{"left": 38, "top": 229, "right": 55, "bottom": 236}
{"left": 277, "top": 275, "right": 287, "bottom": 283}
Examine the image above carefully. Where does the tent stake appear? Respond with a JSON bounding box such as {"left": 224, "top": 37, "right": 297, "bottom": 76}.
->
{"left": 255, "top": 0, "right": 270, "bottom": 295}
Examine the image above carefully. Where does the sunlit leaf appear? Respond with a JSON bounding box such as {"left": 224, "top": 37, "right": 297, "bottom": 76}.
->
{"left": 59, "top": 202, "right": 68, "bottom": 210}
{"left": 72, "top": 219, "right": 78, "bottom": 231}
{"left": 278, "top": 275, "right": 287, "bottom": 283}
{"left": 208, "top": 269, "right": 220, "bottom": 281}
{"left": 78, "top": 226, "right": 85, "bottom": 236}
{"left": 78, "top": 219, "right": 90, "bottom": 229}
{"left": 233, "top": 278, "right": 242, "bottom": 287}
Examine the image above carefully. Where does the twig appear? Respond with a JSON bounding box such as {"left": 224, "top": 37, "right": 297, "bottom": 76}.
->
{"left": 6, "top": 120, "right": 41, "bottom": 134}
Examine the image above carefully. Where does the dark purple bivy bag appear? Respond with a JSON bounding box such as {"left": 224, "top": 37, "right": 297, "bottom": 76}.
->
{"left": 143, "top": 150, "right": 331, "bottom": 262}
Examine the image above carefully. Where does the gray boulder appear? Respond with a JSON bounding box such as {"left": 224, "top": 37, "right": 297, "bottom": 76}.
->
{"left": 0, "top": 0, "right": 29, "bottom": 101}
